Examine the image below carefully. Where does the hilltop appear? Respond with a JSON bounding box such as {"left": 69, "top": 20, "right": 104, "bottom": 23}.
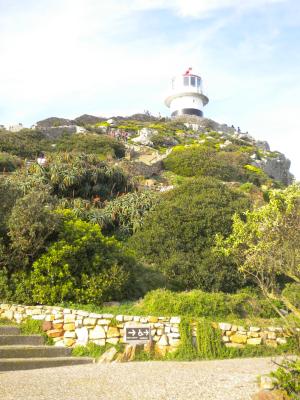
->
{"left": 1, "top": 113, "right": 294, "bottom": 186}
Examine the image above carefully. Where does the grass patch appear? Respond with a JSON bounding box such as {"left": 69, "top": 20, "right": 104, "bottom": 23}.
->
{"left": 19, "top": 318, "right": 54, "bottom": 345}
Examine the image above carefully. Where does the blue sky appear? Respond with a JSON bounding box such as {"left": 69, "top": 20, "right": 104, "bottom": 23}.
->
{"left": 0, "top": 0, "right": 299, "bottom": 178}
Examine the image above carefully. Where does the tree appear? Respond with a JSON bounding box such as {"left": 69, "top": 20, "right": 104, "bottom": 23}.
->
{"left": 220, "top": 184, "right": 300, "bottom": 324}
{"left": 128, "top": 177, "right": 250, "bottom": 291}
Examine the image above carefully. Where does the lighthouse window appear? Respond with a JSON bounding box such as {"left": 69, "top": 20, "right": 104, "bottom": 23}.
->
{"left": 183, "top": 76, "right": 189, "bottom": 86}
{"left": 191, "top": 76, "right": 196, "bottom": 86}
{"left": 197, "top": 77, "right": 201, "bottom": 87}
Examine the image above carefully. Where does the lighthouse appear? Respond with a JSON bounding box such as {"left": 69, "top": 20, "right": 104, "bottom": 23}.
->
{"left": 164, "top": 67, "right": 209, "bottom": 118}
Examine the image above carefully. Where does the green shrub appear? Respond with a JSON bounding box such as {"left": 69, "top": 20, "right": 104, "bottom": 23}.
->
{"left": 55, "top": 133, "right": 125, "bottom": 158}
{"left": 164, "top": 145, "right": 252, "bottom": 182}
{"left": 141, "top": 289, "right": 281, "bottom": 319}
{"left": 282, "top": 284, "right": 300, "bottom": 309}
{"left": 0, "top": 152, "right": 22, "bottom": 172}
{"left": 271, "top": 359, "right": 300, "bottom": 399}
{"left": 171, "top": 318, "right": 197, "bottom": 360}
{"left": 0, "top": 268, "right": 12, "bottom": 301}
{"left": 89, "top": 191, "right": 159, "bottom": 238}
{"left": 129, "top": 177, "right": 250, "bottom": 291}
{"left": 30, "top": 211, "right": 144, "bottom": 305}
{"left": 196, "top": 320, "right": 226, "bottom": 359}
{"left": 23, "top": 153, "right": 131, "bottom": 200}
{"left": 0, "top": 129, "right": 51, "bottom": 158}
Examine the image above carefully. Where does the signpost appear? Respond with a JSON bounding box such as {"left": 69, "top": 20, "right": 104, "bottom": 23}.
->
{"left": 124, "top": 326, "right": 151, "bottom": 344}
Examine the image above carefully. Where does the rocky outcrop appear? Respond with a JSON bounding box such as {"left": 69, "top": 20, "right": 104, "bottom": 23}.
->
{"left": 252, "top": 152, "right": 294, "bottom": 185}
{"left": 132, "top": 128, "right": 157, "bottom": 146}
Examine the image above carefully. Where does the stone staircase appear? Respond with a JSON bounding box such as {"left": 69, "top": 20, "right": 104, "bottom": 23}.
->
{"left": 0, "top": 325, "right": 94, "bottom": 371}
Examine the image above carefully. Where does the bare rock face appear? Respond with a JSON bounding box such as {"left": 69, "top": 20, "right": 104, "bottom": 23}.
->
{"left": 252, "top": 153, "right": 294, "bottom": 185}
{"left": 256, "top": 140, "right": 270, "bottom": 152}
{"left": 132, "top": 128, "right": 157, "bottom": 146}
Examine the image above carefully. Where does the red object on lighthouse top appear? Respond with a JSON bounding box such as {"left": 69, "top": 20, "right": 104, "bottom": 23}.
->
{"left": 183, "top": 67, "right": 192, "bottom": 76}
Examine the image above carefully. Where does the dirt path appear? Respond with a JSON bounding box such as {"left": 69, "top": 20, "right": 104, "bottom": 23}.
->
{"left": 0, "top": 357, "right": 280, "bottom": 400}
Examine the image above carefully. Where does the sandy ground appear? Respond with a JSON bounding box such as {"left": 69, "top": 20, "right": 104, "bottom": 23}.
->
{"left": 0, "top": 357, "right": 281, "bottom": 400}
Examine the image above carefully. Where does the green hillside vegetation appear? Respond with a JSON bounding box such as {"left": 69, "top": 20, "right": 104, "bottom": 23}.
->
{"left": 0, "top": 115, "right": 297, "bottom": 328}
{"left": 163, "top": 144, "right": 269, "bottom": 185}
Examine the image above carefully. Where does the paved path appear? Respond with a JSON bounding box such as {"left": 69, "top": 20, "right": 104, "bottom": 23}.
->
{"left": 0, "top": 357, "right": 280, "bottom": 400}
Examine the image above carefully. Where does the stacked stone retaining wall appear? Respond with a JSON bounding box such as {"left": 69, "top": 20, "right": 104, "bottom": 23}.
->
{"left": 0, "top": 304, "right": 292, "bottom": 352}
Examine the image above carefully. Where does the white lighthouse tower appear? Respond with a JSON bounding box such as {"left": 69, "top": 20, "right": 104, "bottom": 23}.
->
{"left": 164, "top": 67, "right": 209, "bottom": 118}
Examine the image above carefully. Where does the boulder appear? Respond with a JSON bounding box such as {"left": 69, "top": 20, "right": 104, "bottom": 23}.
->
{"left": 247, "top": 338, "right": 262, "bottom": 345}
{"left": 64, "top": 338, "right": 75, "bottom": 347}
{"left": 83, "top": 317, "right": 97, "bottom": 326}
{"left": 47, "top": 329, "right": 63, "bottom": 338}
{"left": 219, "top": 322, "right": 232, "bottom": 331}
{"left": 97, "top": 347, "right": 117, "bottom": 363}
{"left": 132, "top": 128, "right": 157, "bottom": 146}
{"left": 63, "top": 323, "right": 75, "bottom": 331}
{"left": 230, "top": 334, "right": 247, "bottom": 344}
{"left": 75, "top": 327, "right": 89, "bottom": 345}
{"left": 89, "top": 326, "right": 106, "bottom": 340}
{"left": 42, "top": 321, "right": 52, "bottom": 331}
{"left": 157, "top": 334, "right": 169, "bottom": 346}
{"left": 107, "top": 327, "right": 120, "bottom": 338}
{"left": 252, "top": 390, "right": 289, "bottom": 400}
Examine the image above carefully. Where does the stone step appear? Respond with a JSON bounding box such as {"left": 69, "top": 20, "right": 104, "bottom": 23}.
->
{"left": 0, "top": 345, "right": 72, "bottom": 358}
{"left": 0, "top": 357, "right": 94, "bottom": 371}
{"left": 0, "top": 335, "right": 44, "bottom": 346}
{"left": 0, "top": 326, "right": 21, "bottom": 336}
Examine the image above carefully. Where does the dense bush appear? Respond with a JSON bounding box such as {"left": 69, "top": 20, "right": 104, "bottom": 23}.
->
{"left": 0, "top": 129, "right": 51, "bottom": 158}
{"left": 55, "top": 133, "right": 125, "bottom": 158}
{"left": 164, "top": 145, "right": 268, "bottom": 185}
{"left": 271, "top": 359, "right": 300, "bottom": 399}
{"left": 25, "top": 153, "right": 131, "bottom": 200}
{"left": 282, "top": 283, "right": 300, "bottom": 309}
{"left": 141, "top": 289, "right": 281, "bottom": 319}
{"left": 0, "top": 152, "right": 22, "bottom": 172}
{"left": 30, "top": 211, "right": 146, "bottom": 305}
{"left": 129, "top": 177, "right": 250, "bottom": 291}
{"left": 88, "top": 191, "right": 159, "bottom": 238}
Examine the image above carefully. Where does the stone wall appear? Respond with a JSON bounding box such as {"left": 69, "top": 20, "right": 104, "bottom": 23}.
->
{"left": 0, "top": 304, "right": 292, "bottom": 352}
{"left": 218, "top": 322, "right": 290, "bottom": 348}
